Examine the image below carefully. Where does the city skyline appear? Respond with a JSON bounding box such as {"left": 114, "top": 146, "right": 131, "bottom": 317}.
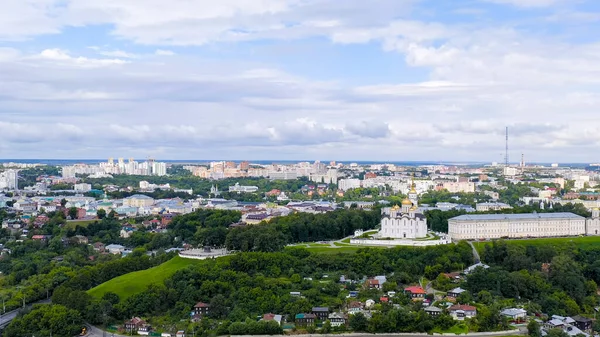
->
{"left": 1, "top": 0, "right": 600, "bottom": 161}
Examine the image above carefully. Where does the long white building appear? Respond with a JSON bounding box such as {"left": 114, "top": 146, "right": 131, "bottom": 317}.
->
{"left": 448, "top": 212, "right": 586, "bottom": 240}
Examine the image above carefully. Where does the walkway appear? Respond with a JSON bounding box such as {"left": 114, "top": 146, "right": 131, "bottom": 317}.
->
{"left": 468, "top": 241, "right": 481, "bottom": 264}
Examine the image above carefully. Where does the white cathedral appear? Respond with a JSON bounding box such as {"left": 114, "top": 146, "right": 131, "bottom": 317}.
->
{"left": 379, "top": 183, "right": 428, "bottom": 239}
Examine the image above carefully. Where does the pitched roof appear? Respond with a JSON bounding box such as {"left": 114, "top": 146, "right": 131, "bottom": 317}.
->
{"left": 295, "top": 313, "right": 316, "bottom": 319}
{"left": 194, "top": 302, "right": 210, "bottom": 308}
{"left": 449, "top": 304, "right": 476, "bottom": 312}
{"left": 405, "top": 286, "right": 426, "bottom": 294}
{"left": 312, "top": 307, "right": 329, "bottom": 312}
{"left": 425, "top": 306, "right": 443, "bottom": 312}
{"left": 572, "top": 315, "right": 592, "bottom": 323}
{"left": 501, "top": 308, "right": 527, "bottom": 316}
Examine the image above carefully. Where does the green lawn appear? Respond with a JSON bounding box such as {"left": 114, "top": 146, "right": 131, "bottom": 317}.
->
{"left": 473, "top": 236, "right": 600, "bottom": 254}
{"left": 64, "top": 219, "right": 98, "bottom": 229}
{"left": 88, "top": 256, "right": 201, "bottom": 300}
{"left": 432, "top": 323, "right": 469, "bottom": 335}
{"left": 287, "top": 244, "right": 392, "bottom": 254}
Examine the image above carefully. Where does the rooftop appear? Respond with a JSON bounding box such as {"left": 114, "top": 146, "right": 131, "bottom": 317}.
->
{"left": 450, "top": 212, "right": 584, "bottom": 221}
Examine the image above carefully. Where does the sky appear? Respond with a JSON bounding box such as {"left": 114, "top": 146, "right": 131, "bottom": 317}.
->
{"left": 1, "top": 0, "right": 600, "bottom": 162}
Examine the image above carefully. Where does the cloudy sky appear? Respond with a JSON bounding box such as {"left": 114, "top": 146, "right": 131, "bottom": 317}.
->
{"left": 1, "top": 0, "right": 600, "bottom": 162}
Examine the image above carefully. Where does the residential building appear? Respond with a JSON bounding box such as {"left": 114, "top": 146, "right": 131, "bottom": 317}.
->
{"left": 441, "top": 181, "right": 475, "bottom": 193}
{"left": 123, "top": 194, "right": 155, "bottom": 207}
{"left": 312, "top": 307, "right": 329, "bottom": 320}
{"left": 447, "top": 287, "right": 467, "bottom": 298}
{"left": 347, "top": 301, "right": 364, "bottom": 314}
{"left": 448, "top": 212, "right": 586, "bottom": 240}
{"left": 105, "top": 244, "right": 126, "bottom": 254}
{"left": 365, "top": 275, "right": 387, "bottom": 289}
{"left": 448, "top": 304, "right": 477, "bottom": 320}
{"left": 193, "top": 302, "right": 210, "bottom": 317}
{"left": 14, "top": 199, "right": 37, "bottom": 213}
{"left": 503, "top": 167, "right": 519, "bottom": 176}
{"left": 0, "top": 169, "right": 18, "bottom": 190}
{"left": 500, "top": 308, "right": 527, "bottom": 321}
{"left": 261, "top": 313, "right": 283, "bottom": 326}
{"left": 572, "top": 315, "right": 593, "bottom": 331}
{"left": 71, "top": 235, "right": 89, "bottom": 244}
{"left": 404, "top": 286, "right": 426, "bottom": 300}
{"left": 124, "top": 317, "right": 150, "bottom": 333}
{"left": 338, "top": 179, "right": 361, "bottom": 191}
{"left": 475, "top": 202, "right": 512, "bottom": 212}
{"left": 74, "top": 183, "right": 92, "bottom": 192}
{"left": 327, "top": 312, "right": 347, "bottom": 327}
{"left": 269, "top": 171, "right": 298, "bottom": 180}
{"left": 295, "top": 313, "right": 316, "bottom": 327}
{"left": 424, "top": 306, "right": 443, "bottom": 316}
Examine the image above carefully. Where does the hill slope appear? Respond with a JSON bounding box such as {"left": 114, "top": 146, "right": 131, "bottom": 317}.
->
{"left": 88, "top": 256, "right": 201, "bottom": 300}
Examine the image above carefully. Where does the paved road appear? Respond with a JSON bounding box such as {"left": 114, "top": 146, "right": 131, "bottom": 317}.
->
{"left": 0, "top": 299, "right": 51, "bottom": 329}
{"left": 84, "top": 324, "right": 129, "bottom": 337}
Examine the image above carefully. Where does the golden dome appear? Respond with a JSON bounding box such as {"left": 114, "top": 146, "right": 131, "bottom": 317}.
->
{"left": 410, "top": 205, "right": 418, "bottom": 211}
{"left": 391, "top": 205, "right": 400, "bottom": 211}
{"left": 401, "top": 198, "right": 412, "bottom": 205}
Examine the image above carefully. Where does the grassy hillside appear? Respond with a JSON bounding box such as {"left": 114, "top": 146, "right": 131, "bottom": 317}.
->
{"left": 473, "top": 235, "right": 600, "bottom": 254}
{"left": 88, "top": 256, "right": 202, "bottom": 300}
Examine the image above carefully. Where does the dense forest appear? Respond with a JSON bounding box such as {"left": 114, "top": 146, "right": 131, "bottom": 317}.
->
{"left": 167, "top": 208, "right": 380, "bottom": 251}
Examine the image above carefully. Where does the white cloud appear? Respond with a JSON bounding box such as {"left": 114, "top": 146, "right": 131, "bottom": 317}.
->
{"left": 155, "top": 49, "right": 175, "bottom": 56}
{"left": 99, "top": 50, "right": 139, "bottom": 58}
{"left": 36, "top": 48, "right": 129, "bottom": 67}
{"left": 483, "top": 0, "right": 564, "bottom": 8}
{"left": 0, "top": 0, "right": 599, "bottom": 161}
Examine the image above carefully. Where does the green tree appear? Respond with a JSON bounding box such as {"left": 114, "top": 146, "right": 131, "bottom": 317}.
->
{"left": 528, "top": 320, "right": 541, "bottom": 337}
{"left": 349, "top": 313, "right": 368, "bottom": 332}
{"left": 68, "top": 207, "right": 78, "bottom": 219}
{"left": 96, "top": 209, "right": 106, "bottom": 219}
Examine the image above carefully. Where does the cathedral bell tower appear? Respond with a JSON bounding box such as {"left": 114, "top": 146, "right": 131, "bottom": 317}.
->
{"left": 408, "top": 178, "right": 418, "bottom": 207}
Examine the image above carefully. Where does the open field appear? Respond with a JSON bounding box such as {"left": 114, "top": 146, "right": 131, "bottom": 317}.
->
{"left": 472, "top": 236, "right": 600, "bottom": 254}
{"left": 88, "top": 256, "right": 201, "bottom": 300}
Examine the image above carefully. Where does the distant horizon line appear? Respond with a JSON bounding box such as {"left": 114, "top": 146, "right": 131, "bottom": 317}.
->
{"left": 0, "top": 158, "right": 591, "bottom": 165}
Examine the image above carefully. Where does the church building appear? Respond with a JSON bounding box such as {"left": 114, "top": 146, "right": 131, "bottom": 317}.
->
{"left": 379, "top": 182, "right": 428, "bottom": 239}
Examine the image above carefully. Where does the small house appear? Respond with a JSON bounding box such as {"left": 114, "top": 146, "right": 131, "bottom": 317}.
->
{"left": 295, "top": 313, "right": 316, "bottom": 327}
{"left": 447, "top": 287, "right": 467, "bottom": 298}
{"left": 448, "top": 304, "right": 477, "bottom": 320}
{"left": 193, "top": 302, "right": 210, "bottom": 317}
{"left": 105, "top": 244, "right": 126, "bottom": 254}
{"left": 572, "top": 315, "right": 593, "bottom": 331}
{"left": 328, "top": 312, "right": 347, "bottom": 327}
{"left": 124, "top": 317, "right": 150, "bottom": 333}
{"left": 500, "top": 308, "right": 527, "bottom": 321}
{"left": 261, "top": 313, "right": 283, "bottom": 326}
{"left": 404, "top": 286, "right": 426, "bottom": 300}
{"left": 347, "top": 301, "right": 364, "bottom": 314}
{"left": 425, "top": 306, "right": 443, "bottom": 316}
